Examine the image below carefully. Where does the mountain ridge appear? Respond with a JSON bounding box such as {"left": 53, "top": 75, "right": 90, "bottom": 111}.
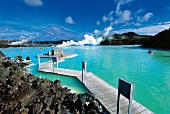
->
{"left": 100, "top": 32, "right": 151, "bottom": 45}
{"left": 141, "top": 28, "right": 170, "bottom": 49}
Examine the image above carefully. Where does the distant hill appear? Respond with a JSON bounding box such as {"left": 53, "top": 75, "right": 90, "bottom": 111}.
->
{"left": 32, "top": 40, "right": 70, "bottom": 44}
{"left": 122, "top": 32, "right": 139, "bottom": 37}
{"left": 100, "top": 32, "right": 151, "bottom": 45}
{"left": 0, "top": 40, "right": 70, "bottom": 48}
{"left": 0, "top": 40, "right": 12, "bottom": 48}
{"left": 141, "top": 28, "right": 170, "bottom": 49}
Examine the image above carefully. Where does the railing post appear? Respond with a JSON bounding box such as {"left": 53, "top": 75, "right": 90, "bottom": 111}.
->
{"left": 128, "top": 84, "right": 134, "bottom": 114}
{"left": 53, "top": 61, "right": 54, "bottom": 72}
{"left": 56, "top": 57, "right": 58, "bottom": 69}
{"left": 38, "top": 54, "right": 40, "bottom": 67}
{"left": 52, "top": 57, "right": 58, "bottom": 73}
{"left": 82, "top": 61, "right": 86, "bottom": 85}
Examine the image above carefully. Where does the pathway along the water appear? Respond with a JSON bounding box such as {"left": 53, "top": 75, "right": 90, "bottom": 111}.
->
{"left": 38, "top": 61, "right": 153, "bottom": 114}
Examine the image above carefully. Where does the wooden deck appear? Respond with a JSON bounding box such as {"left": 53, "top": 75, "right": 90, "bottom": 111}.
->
{"left": 38, "top": 61, "right": 153, "bottom": 114}
{"left": 39, "top": 54, "right": 59, "bottom": 58}
{"left": 38, "top": 53, "right": 78, "bottom": 59}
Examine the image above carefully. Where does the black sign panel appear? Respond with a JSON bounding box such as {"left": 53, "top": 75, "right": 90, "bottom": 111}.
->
{"left": 82, "top": 61, "right": 86, "bottom": 70}
{"left": 52, "top": 57, "right": 57, "bottom": 62}
{"left": 118, "top": 78, "right": 133, "bottom": 100}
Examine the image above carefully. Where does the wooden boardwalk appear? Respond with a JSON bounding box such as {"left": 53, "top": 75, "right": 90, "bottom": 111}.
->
{"left": 38, "top": 61, "right": 153, "bottom": 114}
{"left": 38, "top": 53, "right": 78, "bottom": 59}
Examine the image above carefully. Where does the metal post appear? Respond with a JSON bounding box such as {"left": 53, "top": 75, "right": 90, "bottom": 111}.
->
{"left": 38, "top": 54, "right": 40, "bottom": 67}
{"left": 128, "top": 85, "right": 134, "bottom": 114}
{"left": 48, "top": 52, "right": 50, "bottom": 60}
{"left": 117, "top": 92, "right": 120, "bottom": 114}
{"left": 53, "top": 61, "right": 54, "bottom": 72}
{"left": 56, "top": 57, "right": 58, "bottom": 69}
{"left": 82, "top": 61, "right": 87, "bottom": 85}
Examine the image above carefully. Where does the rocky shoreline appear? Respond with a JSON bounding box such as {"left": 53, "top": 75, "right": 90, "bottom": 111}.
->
{"left": 0, "top": 51, "right": 109, "bottom": 114}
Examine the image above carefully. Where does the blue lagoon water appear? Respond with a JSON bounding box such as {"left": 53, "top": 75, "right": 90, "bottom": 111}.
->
{"left": 1, "top": 46, "right": 170, "bottom": 114}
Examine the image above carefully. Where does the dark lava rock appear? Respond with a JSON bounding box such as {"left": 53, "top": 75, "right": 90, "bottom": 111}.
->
{"left": 2, "top": 61, "right": 12, "bottom": 68}
{"left": 0, "top": 51, "right": 5, "bottom": 58}
{"left": 0, "top": 52, "right": 109, "bottom": 114}
{"left": 62, "top": 93, "right": 108, "bottom": 114}
{"left": 26, "top": 56, "right": 30, "bottom": 60}
{"left": 15, "top": 55, "right": 24, "bottom": 61}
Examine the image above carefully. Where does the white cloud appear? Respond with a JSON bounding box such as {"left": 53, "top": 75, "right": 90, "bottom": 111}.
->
{"left": 142, "top": 13, "right": 153, "bottom": 22}
{"left": 24, "top": 0, "right": 43, "bottom": 6}
{"left": 47, "top": 26, "right": 62, "bottom": 33}
{"left": 158, "top": 21, "right": 170, "bottom": 25}
{"left": 113, "top": 23, "right": 170, "bottom": 36}
{"left": 137, "top": 16, "right": 141, "bottom": 22}
{"left": 115, "top": 2, "right": 121, "bottom": 16}
{"left": 102, "top": 16, "right": 108, "bottom": 22}
{"left": 0, "top": 25, "right": 83, "bottom": 41}
{"left": 115, "top": 0, "right": 134, "bottom": 5}
{"left": 109, "top": 16, "right": 114, "bottom": 21}
{"left": 115, "top": 0, "right": 134, "bottom": 15}
{"left": 65, "top": 16, "right": 75, "bottom": 24}
{"left": 126, "top": 0, "right": 133, "bottom": 3}
{"left": 96, "top": 21, "right": 100, "bottom": 25}
{"left": 121, "top": 10, "right": 132, "bottom": 21}
{"left": 135, "top": 9, "right": 145, "bottom": 14}
{"left": 102, "top": 11, "right": 114, "bottom": 23}
{"left": 97, "top": 1, "right": 139, "bottom": 37}
{"left": 114, "top": 0, "right": 132, "bottom": 25}
{"left": 115, "top": 10, "right": 132, "bottom": 24}
{"left": 110, "top": 22, "right": 114, "bottom": 26}
{"left": 109, "top": 11, "right": 114, "bottom": 16}
{"left": 135, "top": 23, "right": 141, "bottom": 26}
{"left": 137, "top": 13, "right": 153, "bottom": 22}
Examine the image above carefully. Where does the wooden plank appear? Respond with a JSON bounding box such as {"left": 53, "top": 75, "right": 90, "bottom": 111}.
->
{"left": 39, "top": 53, "right": 78, "bottom": 59}
{"left": 138, "top": 109, "right": 153, "bottom": 114}
{"left": 38, "top": 61, "right": 153, "bottom": 114}
{"left": 86, "top": 85, "right": 115, "bottom": 92}
{"left": 120, "top": 101, "right": 139, "bottom": 114}
{"left": 108, "top": 99, "right": 130, "bottom": 113}
{"left": 95, "top": 93, "right": 118, "bottom": 104}
{"left": 106, "top": 96, "right": 128, "bottom": 109}
{"left": 94, "top": 90, "right": 117, "bottom": 98}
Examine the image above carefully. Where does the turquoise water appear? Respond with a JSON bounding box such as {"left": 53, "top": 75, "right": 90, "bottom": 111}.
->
{"left": 1, "top": 46, "right": 170, "bottom": 114}
{"left": 0, "top": 47, "right": 88, "bottom": 93}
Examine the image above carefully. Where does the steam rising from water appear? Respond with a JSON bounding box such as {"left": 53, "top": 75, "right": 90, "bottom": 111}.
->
{"left": 56, "top": 25, "right": 113, "bottom": 47}
{"left": 56, "top": 34, "right": 103, "bottom": 47}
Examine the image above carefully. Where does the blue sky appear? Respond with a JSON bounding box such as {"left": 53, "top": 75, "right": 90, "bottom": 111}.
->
{"left": 0, "top": 0, "right": 170, "bottom": 41}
